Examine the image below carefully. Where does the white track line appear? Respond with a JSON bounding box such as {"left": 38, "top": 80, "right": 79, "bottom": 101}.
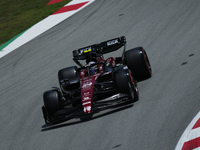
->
{"left": 0, "top": 0, "right": 95, "bottom": 58}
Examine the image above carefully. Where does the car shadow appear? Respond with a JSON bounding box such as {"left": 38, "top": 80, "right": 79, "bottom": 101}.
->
{"left": 41, "top": 102, "right": 134, "bottom": 132}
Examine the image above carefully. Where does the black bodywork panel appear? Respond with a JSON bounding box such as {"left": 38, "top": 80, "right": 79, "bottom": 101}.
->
{"left": 73, "top": 36, "right": 126, "bottom": 60}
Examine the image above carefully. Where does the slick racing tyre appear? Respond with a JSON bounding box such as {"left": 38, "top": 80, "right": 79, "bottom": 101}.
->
{"left": 124, "top": 47, "right": 152, "bottom": 81}
{"left": 43, "top": 90, "right": 62, "bottom": 122}
{"left": 113, "top": 67, "right": 139, "bottom": 101}
{"left": 58, "top": 66, "right": 79, "bottom": 93}
{"left": 58, "top": 66, "right": 78, "bottom": 81}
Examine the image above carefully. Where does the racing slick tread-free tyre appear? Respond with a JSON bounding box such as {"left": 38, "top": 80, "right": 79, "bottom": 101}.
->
{"left": 113, "top": 67, "right": 139, "bottom": 101}
{"left": 124, "top": 47, "right": 152, "bottom": 81}
{"left": 43, "top": 90, "right": 61, "bottom": 117}
{"left": 58, "top": 66, "right": 79, "bottom": 93}
{"left": 58, "top": 66, "right": 78, "bottom": 81}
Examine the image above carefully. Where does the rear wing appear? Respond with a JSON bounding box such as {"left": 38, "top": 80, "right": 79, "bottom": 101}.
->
{"left": 98, "top": 36, "right": 126, "bottom": 54}
{"left": 73, "top": 36, "right": 126, "bottom": 60}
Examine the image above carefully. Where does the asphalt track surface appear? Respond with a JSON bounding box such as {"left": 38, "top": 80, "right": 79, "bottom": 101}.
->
{"left": 1, "top": 0, "right": 200, "bottom": 149}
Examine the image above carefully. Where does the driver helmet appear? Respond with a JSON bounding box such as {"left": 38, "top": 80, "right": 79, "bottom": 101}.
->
{"left": 90, "top": 65, "right": 98, "bottom": 75}
{"left": 87, "top": 62, "right": 98, "bottom": 75}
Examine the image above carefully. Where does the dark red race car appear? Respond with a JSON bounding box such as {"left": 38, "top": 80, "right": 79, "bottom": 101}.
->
{"left": 42, "top": 36, "right": 152, "bottom": 124}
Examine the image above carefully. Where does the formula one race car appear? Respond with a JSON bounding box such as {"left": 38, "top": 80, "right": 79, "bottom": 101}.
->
{"left": 42, "top": 36, "right": 152, "bottom": 124}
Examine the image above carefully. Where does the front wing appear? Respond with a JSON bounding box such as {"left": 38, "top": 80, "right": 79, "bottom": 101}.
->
{"left": 44, "top": 93, "right": 133, "bottom": 124}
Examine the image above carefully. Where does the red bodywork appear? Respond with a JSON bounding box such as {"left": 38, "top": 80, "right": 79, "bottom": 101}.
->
{"left": 79, "top": 57, "right": 115, "bottom": 113}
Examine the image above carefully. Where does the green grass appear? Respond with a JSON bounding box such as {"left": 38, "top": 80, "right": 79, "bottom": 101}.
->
{"left": 0, "top": 0, "right": 71, "bottom": 46}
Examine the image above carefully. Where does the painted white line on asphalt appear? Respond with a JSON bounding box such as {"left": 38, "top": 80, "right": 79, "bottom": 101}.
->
{"left": 0, "top": 0, "right": 95, "bottom": 58}
{"left": 67, "top": 0, "right": 91, "bottom": 5}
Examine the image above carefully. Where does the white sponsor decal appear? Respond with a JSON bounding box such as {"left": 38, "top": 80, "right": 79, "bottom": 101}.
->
{"left": 83, "top": 101, "right": 91, "bottom": 105}
{"left": 80, "top": 47, "right": 92, "bottom": 53}
{"left": 123, "top": 66, "right": 128, "bottom": 69}
{"left": 84, "top": 106, "right": 91, "bottom": 112}
{"left": 83, "top": 97, "right": 90, "bottom": 100}
{"left": 82, "top": 82, "right": 92, "bottom": 88}
{"left": 84, "top": 92, "right": 90, "bottom": 96}
{"left": 107, "top": 39, "right": 119, "bottom": 46}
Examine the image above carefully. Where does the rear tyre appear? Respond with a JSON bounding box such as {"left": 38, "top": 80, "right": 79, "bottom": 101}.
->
{"left": 129, "top": 71, "right": 139, "bottom": 101}
{"left": 43, "top": 90, "right": 62, "bottom": 120}
{"left": 124, "top": 47, "right": 152, "bottom": 81}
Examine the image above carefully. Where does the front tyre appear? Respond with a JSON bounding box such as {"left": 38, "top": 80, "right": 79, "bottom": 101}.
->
{"left": 129, "top": 71, "right": 139, "bottom": 101}
{"left": 58, "top": 66, "right": 79, "bottom": 93}
{"left": 43, "top": 90, "right": 62, "bottom": 123}
{"left": 113, "top": 67, "right": 139, "bottom": 101}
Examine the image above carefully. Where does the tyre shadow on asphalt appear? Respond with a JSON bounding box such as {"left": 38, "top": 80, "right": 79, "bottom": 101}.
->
{"left": 41, "top": 102, "right": 134, "bottom": 132}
